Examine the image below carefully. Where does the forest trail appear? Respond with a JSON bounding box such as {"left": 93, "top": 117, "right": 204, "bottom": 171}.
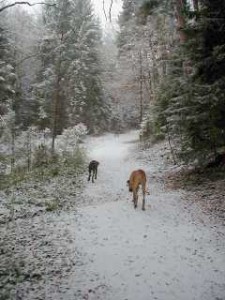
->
{"left": 71, "top": 131, "right": 225, "bottom": 300}
{"left": 5, "top": 132, "right": 224, "bottom": 300}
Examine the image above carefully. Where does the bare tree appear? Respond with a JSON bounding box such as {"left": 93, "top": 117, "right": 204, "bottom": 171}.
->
{"left": 102, "top": 0, "right": 114, "bottom": 22}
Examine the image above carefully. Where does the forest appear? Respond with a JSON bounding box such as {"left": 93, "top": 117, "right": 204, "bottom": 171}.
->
{"left": 1, "top": 0, "right": 225, "bottom": 180}
{"left": 0, "top": 0, "right": 225, "bottom": 299}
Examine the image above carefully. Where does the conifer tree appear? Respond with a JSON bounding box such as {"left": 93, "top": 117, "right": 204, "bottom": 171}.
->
{"left": 0, "top": 25, "right": 16, "bottom": 124}
{"left": 33, "top": 0, "right": 108, "bottom": 147}
{"left": 154, "top": 0, "right": 225, "bottom": 164}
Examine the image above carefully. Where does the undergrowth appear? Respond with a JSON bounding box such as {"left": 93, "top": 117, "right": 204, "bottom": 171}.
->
{"left": 166, "top": 167, "right": 225, "bottom": 190}
{"left": 0, "top": 149, "right": 85, "bottom": 191}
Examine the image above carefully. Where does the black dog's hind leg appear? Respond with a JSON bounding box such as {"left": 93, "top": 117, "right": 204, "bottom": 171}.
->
{"left": 88, "top": 169, "right": 91, "bottom": 181}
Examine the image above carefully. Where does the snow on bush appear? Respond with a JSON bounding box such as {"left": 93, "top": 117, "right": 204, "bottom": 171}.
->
{"left": 0, "top": 124, "right": 87, "bottom": 174}
{"left": 56, "top": 123, "right": 87, "bottom": 155}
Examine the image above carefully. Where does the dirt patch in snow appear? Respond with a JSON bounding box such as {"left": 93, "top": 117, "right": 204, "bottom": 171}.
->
{"left": 164, "top": 167, "right": 225, "bottom": 223}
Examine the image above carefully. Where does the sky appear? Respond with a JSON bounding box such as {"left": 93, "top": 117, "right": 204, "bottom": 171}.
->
{"left": 2, "top": 0, "right": 122, "bottom": 29}
{"left": 91, "top": 0, "right": 122, "bottom": 27}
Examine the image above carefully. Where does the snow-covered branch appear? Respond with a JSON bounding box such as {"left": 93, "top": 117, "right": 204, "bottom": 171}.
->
{"left": 0, "top": 1, "right": 55, "bottom": 13}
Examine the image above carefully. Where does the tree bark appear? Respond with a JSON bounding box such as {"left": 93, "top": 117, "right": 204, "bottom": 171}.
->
{"left": 193, "top": 0, "right": 199, "bottom": 12}
{"left": 139, "top": 51, "right": 143, "bottom": 123}
{"left": 51, "top": 74, "right": 61, "bottom": 154}
{"left": 175, "top": 0, "right": 187, "bottom": 43}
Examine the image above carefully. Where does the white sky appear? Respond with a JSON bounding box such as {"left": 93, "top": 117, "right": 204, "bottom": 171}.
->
{"left": 2, "top": 0, "right": 122, "bottom": 29}
{"left": 91, "top": 0, "right": 122, "bottom": 26}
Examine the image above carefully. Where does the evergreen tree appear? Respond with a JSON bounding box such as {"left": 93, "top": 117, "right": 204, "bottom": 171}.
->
{"left": 0, "top": 20, "right": 17, "bottom": 137}
{"left": 0, "top": 26, "right": 16, "bottom": 112}
{"left": 154, "top": 0, "right": 225, "bottom": 164}
{"left": 66, "top": 0, "right": 109, "bottom": 133}
{"left": 1, "top": 8, "right": 41, "bottom": 132}
{"left": 116, "top": 0, "right": 174, "bottom": 130}
{"left": 33, "top": 0, "right": 108, "bottom": 142}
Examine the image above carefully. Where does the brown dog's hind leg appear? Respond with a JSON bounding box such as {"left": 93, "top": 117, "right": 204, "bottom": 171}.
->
{"left": 142, "top": 196, "right": 145, "bottom": 211}
{"left": 142, "top": 183, "right": 146, "bottom": 210}
{"left": 133, "top": 191, "right": 138, "bottom": 209}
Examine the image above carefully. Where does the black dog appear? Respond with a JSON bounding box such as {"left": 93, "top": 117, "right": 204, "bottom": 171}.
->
{"left": 88, "top": 160, "right": 99, "bottom": 183}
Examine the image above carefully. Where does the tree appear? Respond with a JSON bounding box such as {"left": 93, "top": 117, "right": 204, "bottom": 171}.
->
{"left": 33, "top": 0, "right": 109, "bottom": 152}
{"left": 66, "top": 0, "right": 109, "bottom": 133}
{"left": 116, "top": 0, "right": 176, "bottom": 130}
{"left": 154, "top": 0, "right": 225, "bottom": 164}
{"left": 0, "top": 13, "right": 17, "bottom": 121}
{"left": 2, "top": 8, "right": 42, "bottom": 129}
{"left": 0, "top": 14, "right": 18, "bottom": 170}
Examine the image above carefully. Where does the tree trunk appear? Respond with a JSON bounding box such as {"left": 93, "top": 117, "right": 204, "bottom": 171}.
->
{"left": 139, "top": 51, "right": 143, "bottom": 123}
{"left": 193, "top": 0, "right": 199, "bottom": 12}
{"left": 51, "top": 32, "right": 64, "bottom": 154}
{"left": 51, "top": 74, "right": 61, "bottom": 153}
{"left": 175, "top": 0, "right": 187, "bottom": 43}
{"left": 27, "top": 129, "right": 31, "bottom": 171}
{"left": 10, "top": 128, "right": 15, "bottom": 173}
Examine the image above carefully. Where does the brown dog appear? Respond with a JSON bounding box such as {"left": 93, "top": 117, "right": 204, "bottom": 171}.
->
{"left": 127, "top": 169, "right": 147, "bottom": 210}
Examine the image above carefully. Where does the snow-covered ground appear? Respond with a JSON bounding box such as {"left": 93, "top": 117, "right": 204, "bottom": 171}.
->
{"left": 1, "top": 131, "right": 225, "bottom": 300}
{"left": 72, "top": 131, "right": 225, "bottom": 300}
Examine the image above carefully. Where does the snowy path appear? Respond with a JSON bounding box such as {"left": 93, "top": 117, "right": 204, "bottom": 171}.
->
{"left": 70, "top": 132, "right": 225, "bottom": 300}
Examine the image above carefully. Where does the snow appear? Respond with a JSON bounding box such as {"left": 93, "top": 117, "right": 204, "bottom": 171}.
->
{"left": 73, "top": 201, "right": 225, "bottom": 300}
{"left": 1, "top": 131, "right": 224, "bottom": 300}
{"left": 71, "top": 131, "right": 225, "bottom": 300}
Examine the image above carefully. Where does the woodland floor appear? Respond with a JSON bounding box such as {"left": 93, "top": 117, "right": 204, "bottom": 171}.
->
{"left": 165, "top": 166, "right": 225, "bottom": 222}
{"left": 0, "top": 131, "right": 225, "bottom": 300}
